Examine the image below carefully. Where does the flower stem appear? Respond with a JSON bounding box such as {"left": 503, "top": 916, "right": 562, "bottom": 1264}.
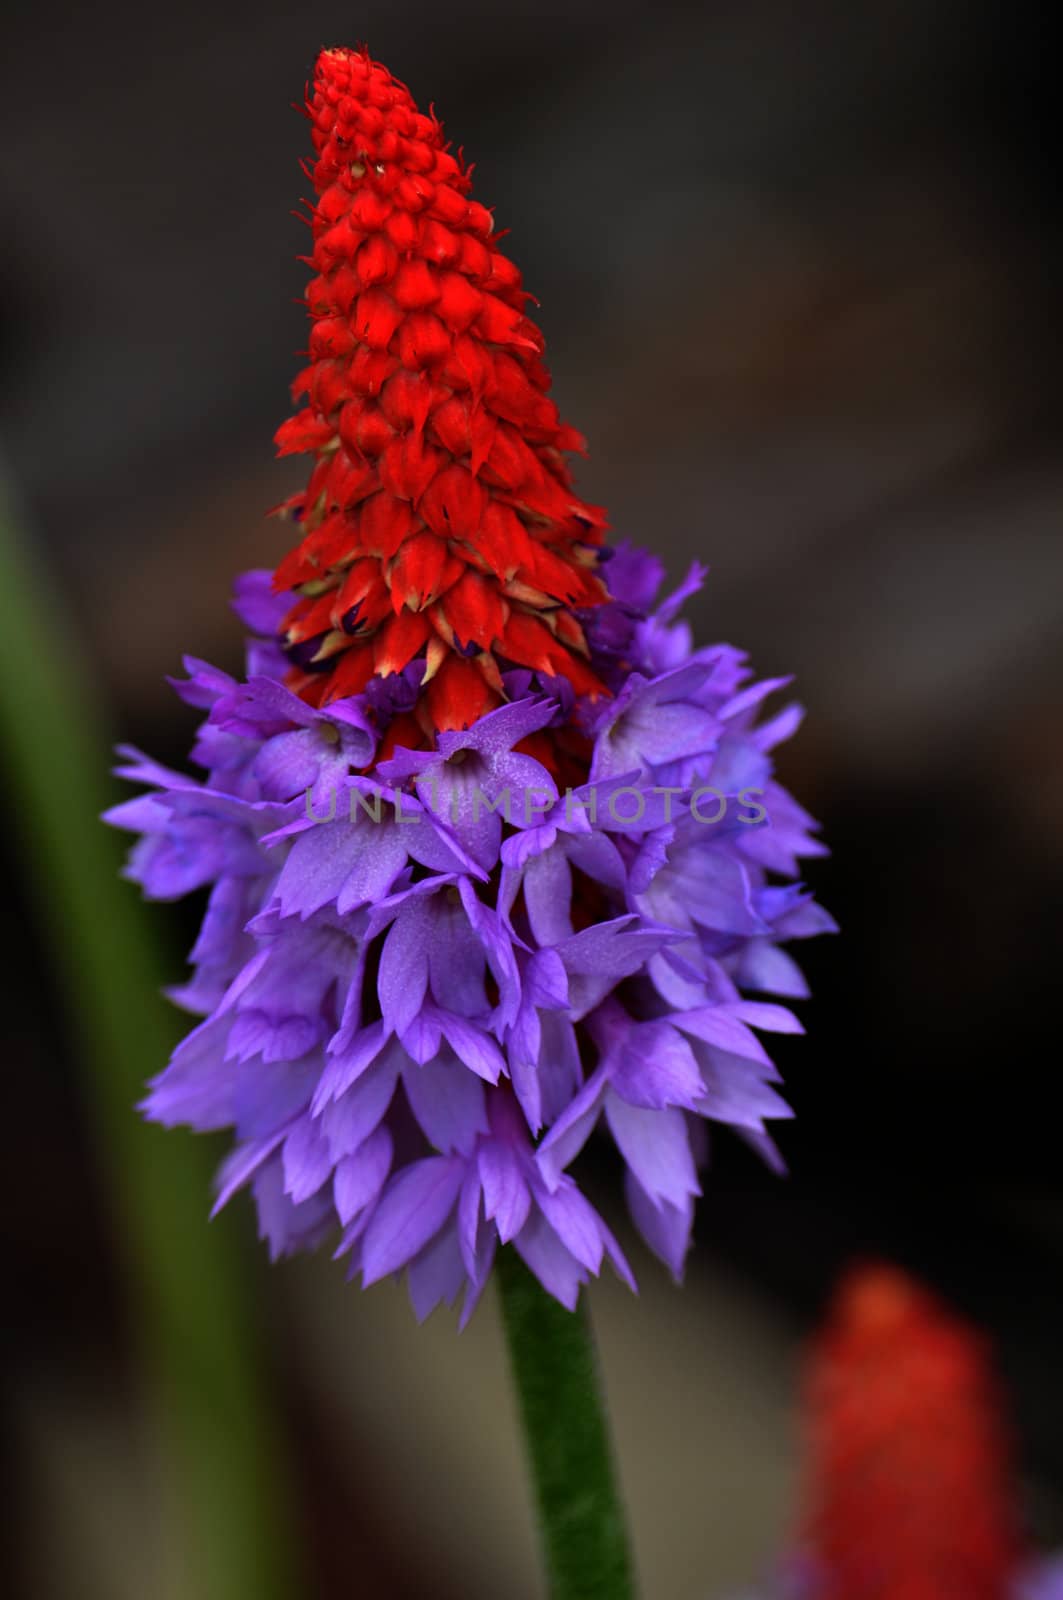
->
{"left": 0, "top": 479, "right": 298, "bottom": 1600}
{"left": 496, "top": 1248, "right": 638, "bottom": 1600}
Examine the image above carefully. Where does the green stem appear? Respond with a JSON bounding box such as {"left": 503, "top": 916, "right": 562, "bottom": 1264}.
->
{"left": 496, "top": 1248, "right": 638, "bottom": 1600}
{"left": 0, "top": 481, "right": 297, "bottom": 1600}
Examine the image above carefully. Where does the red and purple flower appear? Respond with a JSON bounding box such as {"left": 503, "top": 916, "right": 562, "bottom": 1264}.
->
{"left": 109, "top": 47, "right": 834, "bottom": 1322}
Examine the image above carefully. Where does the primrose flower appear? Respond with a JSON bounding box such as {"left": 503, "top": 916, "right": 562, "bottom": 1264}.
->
{"left": 109, "top": 45, "right": 834, "bottom": 1321}
{"left": 800, "top": 1264, "right": 1020, "bottom": 1600}
{"left": 730, "top": 1264, "right": 1063, "bottom": 1600}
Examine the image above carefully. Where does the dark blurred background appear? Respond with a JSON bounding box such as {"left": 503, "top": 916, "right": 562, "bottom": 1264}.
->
{"left": 3, "top": 2, "right": 1062, "bottom": 1595}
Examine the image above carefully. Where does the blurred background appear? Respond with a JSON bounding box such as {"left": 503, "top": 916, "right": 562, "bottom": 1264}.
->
{"left": 2, "top": 1, "right": 1061, "bottom": 1595}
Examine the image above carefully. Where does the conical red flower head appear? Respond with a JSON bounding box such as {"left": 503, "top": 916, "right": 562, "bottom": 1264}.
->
{"left": 800, "top": 1263, "right": 1020, "bottom": 1600}
{"left": 273, "top": 46, "right": 609, "bottom": 736}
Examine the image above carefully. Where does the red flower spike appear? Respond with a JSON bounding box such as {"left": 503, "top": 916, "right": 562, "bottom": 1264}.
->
{"left": 273, "top": 47, "right": 610, "bottom": 730}
{"left": 801, "top": 1263, "right": 1021, "bottom": 1600}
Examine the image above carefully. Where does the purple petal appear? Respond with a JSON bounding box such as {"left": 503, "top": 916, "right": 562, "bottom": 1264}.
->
{"left": 437, "top": 1013, "right": 504, "bottom": 1084}
{"left": 273, "top": 821, "right": 360, "bottom": 917}
{"left": 625, "top": 1170, "right": 694, "bottom": 1279}
{"left": 736, "top": 1126, "right": 789, "bottom": 1175}
{"left": 753, "top": 701, "right": 805, "bottom": 751}
{"left": 559, "top": 917, "right": 679, "bottom": 980}
{"left": 735, "top": 938, "right": 810, "bottom": 999}
{"left": 608, "top": 1021, "right": 706, "bottom": 1110}
{"left": 378, "top": 901, "right": 431, "bottom": 1036}
{"left": 670, "top": 1007, "right": 773, "bottom": 1064}
{"left": 232, "top": 569, "right": 290, "bottom": 634}
{"left": 625, "top": 702, "right": 719, "bottom": 767}
{"left": 771, "top": 895, "right": 839, "bottom": 939}
{"left": 534, "top": 1181, "right": 604, "bottom": 1274}
{"left": 458, "top": 1254, "right": 496, "bottom": 1330}
{"left": 141, "top": 1016, "right": 234, "bottom": 1130}
{"left": 253, "top": 1157, "right": 335, "bottom": 1261}
{"left": 211, "top": 1131, "right": 287, "bottom": 1216}
{"left": 598, "top": 1215, "right": 638, "bottom": 1294}
{"left": 334, "top": 1125, "right": 393, "bottom": 1226}
{"left": 319, "top": 1047, "right": 402, "bottom": 1159}
{"left": 104, "top": 793, "right": 171, "bottom": 833}
{"left": 604, "top": 1096, "right": 701, "bottom": 1209}
{"left": 282, "top": 1115, "right": 333, "bottom": 1203}
{"left": 398, "top": 1008, "right": 443, "bottom": 1065}
{"left": 693, "top": 1046, "right": 792, "bottom": 1132}
{"left": 512, "top": 1214, "right": 585, "bottom": 1310}
{"left": 443, "top": 696, "right": 556, "bottom": 761}
{"left": 407, "top": 1220, "right": 467, "bottom": 1321}
{"left": 314, "top": 1019, "right": 389, "bottom": 1109}
{"left": 113, "top": 743, "right": 198, "bottom": 791}
{"left": 536, "top": 1066, "right": 609, "bottom": 1188}
{"left": 522, "top": 848, "right": 574, "bottom": 946}
{"left": 415, "top": 764, "right": 504, "bottom": 869}
{"left": 226, "top": 1010, "right": 321, "bottom": 1066}
{"left": 231, "top": 1055, "right": 319, "bottom": 1139}
{"left": 457, "top": 1168, "right": 496, "bottom": 1294}
{"left": 728, "top": 1001, "right": 804, "bottom": 1034}
{"left": 215, "top": 675, "right": 312, "bottom": 735}
{"left": 537, "top": 1013, "right": 585, "bottom": 1125}
{"left": 478, "top": 1142, "right": 531, "bottom": 1242}
{"left": 509, "top": 1052, "right": 543, "bottom": 1134}
{"left": 721, "top": 675, "right": 793, "bottom": 723}
{"left": 684, "top": 849, "right": 766, "bottom": 938}
{"left": 427, "top": 893, "right": 490, "bottom": 1015}
{"left": 254, "top": 729, "right": 323, "bottom": 801}
{"left": 332, "top": 819, "right": 416, "bottom": 921}
{"left": 403, "top": 1048, "right": 488, "bottom": 1155}
{"left": 607, "top": 542, "right": 666, "bottom": 610}
{"left": 360, "top": 1157, "right": 464, "bottom": 1285}
{"left": 458, "top": 880, "right": 521, "bottom": 1029}
{"left": 171, "top": 657, "right": 239, "bottom": 711}
{"left": 653, "top": 561, "right": 706, "bottom": 625}
{"left": 563, "top": 831, "right": 627, "bottom": 893}
{"left": 524, "top": 948, "right": 569, "bottom": 1010}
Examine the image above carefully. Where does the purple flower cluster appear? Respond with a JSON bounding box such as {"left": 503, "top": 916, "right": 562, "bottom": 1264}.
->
{"left": 108, "top": 547, "right": 833, "bottom": 1321}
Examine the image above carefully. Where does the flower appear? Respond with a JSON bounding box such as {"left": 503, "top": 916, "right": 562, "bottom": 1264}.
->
{"left": 800, "top": 1264, "right": 1020, "bottom": 1600}
{"left": 725, "top": 1264, "right": 1063, "bottom": 1600}
{"left": 273, "top": 45, "right": 608, "bottom": 727}
{"left": 108, "top": 46, "right": 834, "bottom": 1321}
